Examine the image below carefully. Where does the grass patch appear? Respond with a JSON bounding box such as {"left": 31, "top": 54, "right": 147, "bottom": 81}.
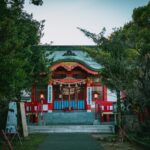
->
{"left": 12, "top": 134, "right": 48, "bottom": 150}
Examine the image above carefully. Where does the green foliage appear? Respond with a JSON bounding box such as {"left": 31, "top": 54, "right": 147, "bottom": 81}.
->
{"left": 79, "top": 1, "right": 150, "bottom": 129}
{"left": 124, "top": 2, "right": 150, "bottom": 108}
{"left": 0, "top": 0, "right": 46, "bottom": 101}
{"left": 132, "top": 2, "right": 150, "bottom": 27}
{"left": 28, "top": 45, "right": 52, "bottom": 88}
{"left": 4, "top": 134, "right": 48, "bottom": 150}
{"left": 79, "top": 1, "right": 150, "bottom": 107}
{"left": 0, "top": 100, "right": 8, "bottom": 130}
{"left": 79, "top": 27, "right": 136, "bottom": 92}
{"left": 31, "top": 0, "right": 43, "bottom": 6}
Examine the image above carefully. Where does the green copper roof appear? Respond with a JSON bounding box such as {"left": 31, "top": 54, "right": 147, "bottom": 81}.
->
{"left": 45, "top": 46, "right": 102, "bottom": 71}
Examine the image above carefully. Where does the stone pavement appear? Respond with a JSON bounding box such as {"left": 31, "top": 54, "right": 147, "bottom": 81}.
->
{"left": 38, "top": 133, "right": 104, "bottom": 150}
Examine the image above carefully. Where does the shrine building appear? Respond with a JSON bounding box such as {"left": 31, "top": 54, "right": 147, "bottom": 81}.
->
{"left": 24, "top": 46, "right": 116, "bottom": 124}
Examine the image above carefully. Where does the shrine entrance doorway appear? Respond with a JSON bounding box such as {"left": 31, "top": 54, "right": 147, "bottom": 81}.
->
{"left": 53, "top": 83, "right": 86, "bottom": 111}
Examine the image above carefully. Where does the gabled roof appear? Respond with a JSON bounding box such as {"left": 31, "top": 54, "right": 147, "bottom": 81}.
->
{"left": 39, "top": 45, "right": 102, "bottom": 71}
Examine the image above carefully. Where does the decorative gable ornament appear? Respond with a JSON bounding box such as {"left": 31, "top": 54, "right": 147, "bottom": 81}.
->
{"left": 63, "top": 50, "right": 76, "bottom": 56}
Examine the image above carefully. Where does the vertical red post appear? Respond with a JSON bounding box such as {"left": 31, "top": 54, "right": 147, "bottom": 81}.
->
{"left": 32, "top": 82, "right": 36, "bottom": 102}
{"left": 106, "top": 114, "right": 110, "bottom": 122}
{"left": 95, "top": 103, "right": 98, "bottom": 119}
{"left": 101, "top": 114, "right": 104, "bottom": 122}
{"left": 103, "top": 86, "right": 107, "bottom": 101}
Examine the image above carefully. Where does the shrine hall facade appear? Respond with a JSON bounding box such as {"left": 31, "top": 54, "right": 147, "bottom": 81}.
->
{"left": 24, "top": 46, "right": 116, "bottom": 123}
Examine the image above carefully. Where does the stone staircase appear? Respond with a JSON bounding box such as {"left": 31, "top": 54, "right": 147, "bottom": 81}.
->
{"left": 29, "top": 112, "right": 115, "bottom": 133}
{"left": 28, "top": 125, "right": 115, "bottom": 133}
{"left": 42, "top": 112, "right": 95, "bottom": 125}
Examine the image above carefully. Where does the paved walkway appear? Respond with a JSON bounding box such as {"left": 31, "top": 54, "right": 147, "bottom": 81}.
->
{"left": 38, "top": 133, "right": 104, "bottom": 150}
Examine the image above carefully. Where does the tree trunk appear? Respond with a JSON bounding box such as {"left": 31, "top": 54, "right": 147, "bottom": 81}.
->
{"left": 1, "top": 130, "right": 13, "bottom": 150}
{"left": 116, "top": 89, "right": 122, "bottom": 133}
{"left": 16, "top": 94, "right": 23, "bottom": 136}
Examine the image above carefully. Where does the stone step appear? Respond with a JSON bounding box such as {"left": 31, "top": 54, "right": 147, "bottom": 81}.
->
{"left": 42, "top": 112, "right": 95, "bottom": 125}
{"left": 28, "top": 125, "right": 115, "bottom": 133}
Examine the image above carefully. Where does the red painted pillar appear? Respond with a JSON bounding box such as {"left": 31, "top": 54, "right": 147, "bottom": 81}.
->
{"left": 106, "top": 114, "right": 110, "bottom": 122}
{"left": 101, "top": 114, "right": 104, "bottom": 122}
{"left": 32, "top": 82, "right": 36, "bottom": 102}
{"left": 103, "top": 86, "right": 107, "bottom": 101}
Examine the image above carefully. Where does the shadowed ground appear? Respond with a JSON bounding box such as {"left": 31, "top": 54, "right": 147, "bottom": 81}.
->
{"left": 38, "top": 133, "right": 104, "bottom": 150}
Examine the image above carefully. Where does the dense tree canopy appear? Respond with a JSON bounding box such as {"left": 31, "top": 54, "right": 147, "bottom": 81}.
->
{"left": 79, "top": 1, "right": 150, "bottom": 102}
{"left": 78, "top": 1, "right": 150, "bottom": 130}
{"left": 125, "top": 2, "right": 150, "bottom": 108}
{"left": 0, "top": 0, "right": 46, "bottom": 101}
